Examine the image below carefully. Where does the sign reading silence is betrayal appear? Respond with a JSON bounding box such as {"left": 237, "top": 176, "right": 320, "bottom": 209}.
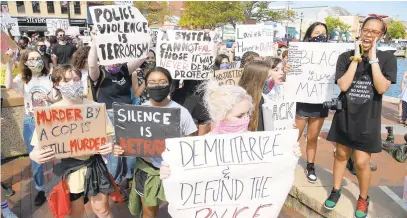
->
{"left": 34, "top": 104, "right": 107, "bottom": 159}
{"left": 285, "top": 42, "right": 353, "bottom": 104}
{"left": 89, "top": 5, "right": 150, "bottom": 65}
{"left": 156, "top": 30, "right": 217, "bottom": 80}
{"left": 113, "top": 104, "right": 181, "bottom": 157}
{"left": 162, "top": 130, "right": 299, "bottom": 218}
{"left": 214, "top": 68, "right": 243, "bottom": 85}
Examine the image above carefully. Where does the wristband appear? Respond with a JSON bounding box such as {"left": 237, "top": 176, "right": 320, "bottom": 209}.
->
{"left": 369, "top": 58, "right": 379, "bottom": 64}
{"left": 349, "top": 56, "right": 362, "bottom": 63}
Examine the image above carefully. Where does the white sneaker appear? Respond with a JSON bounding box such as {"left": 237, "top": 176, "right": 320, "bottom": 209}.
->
{"left": 2, "top": 209, "right": 18, "bottom": 218}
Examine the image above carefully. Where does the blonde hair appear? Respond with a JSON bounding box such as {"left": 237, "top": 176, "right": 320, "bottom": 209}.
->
{"left": 238, "top": 60, "right": 270, "bottom": 131}
{"left": 197, "top": 80, "right": 254, "bottom": 122}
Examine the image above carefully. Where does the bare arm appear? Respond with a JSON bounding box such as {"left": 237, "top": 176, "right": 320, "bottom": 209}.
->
{"left": 88, "top": 38, "right": 100, "bottom": 81}
{"left": 127, "top": 59, "right": 146, "bottom": 75}
{"left": 5, "top": 50, "right": 19, "bottom": 89}
{"left": 401, "top": 72, "right": 406, "bottom": 92}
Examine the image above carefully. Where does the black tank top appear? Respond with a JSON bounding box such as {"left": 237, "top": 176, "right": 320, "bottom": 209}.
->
{"left": 97, "top": 64, "right": 132, "bottom": 109}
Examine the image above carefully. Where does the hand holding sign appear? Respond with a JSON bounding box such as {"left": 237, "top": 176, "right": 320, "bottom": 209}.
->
{"left": 159, "top": 161, "right": 171, "bottom": 180}
{"left": 98, "top": 142, "right": 113, "bottom": 156}
{"left": 29, "top": 147, "right": 55, "bottom": 164}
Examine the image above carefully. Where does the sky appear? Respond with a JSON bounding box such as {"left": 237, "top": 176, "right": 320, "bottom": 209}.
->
{"left": 269, "top": 1, "right": 407, "bottom": 21}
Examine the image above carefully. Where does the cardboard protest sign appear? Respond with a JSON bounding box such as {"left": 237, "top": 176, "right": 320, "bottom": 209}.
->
{"left": 162, "top": 130, "right": 299, "bottom": 218}
{"left": 66, "top": 26, "right": 80, "bottom": 36}
{"left": 156, "top": 30, "right": 217, "bottom": 80}
{"left": 235, "top": 24, "right": 274, "bottom": 57}
{"left": 262, "top": 84, "right": 296, "bottom": 131}
{"left": 150, "top": 28, "right": 159, "bottom": 47}
{"left": 0, "top": 31, "right": 19, "bottom": 64}
{"left": 34, "top": 103, "right": 107, "bottom": 159}
{"left": 0, "top": 13, "right": 20, "bottom": 36}
{"left": 285, "top": 42, "right": 353, "bottom": 104}
{"left": 79, "top": 36, "right": 91, "bottom": 44}
{"left": 214, "top": 68, "right": 243, "bottom": 85}
{"left": 89, "top": 5, "right": 150, "bottom": 65}
{"left": 113, "top": 104, "right": 181, "bottom": 157}
{"left": 46, "top": 19, "right": 69, "bottom": 36}
{"left": 229, "top": 61, "right": 241, "bottom": 69}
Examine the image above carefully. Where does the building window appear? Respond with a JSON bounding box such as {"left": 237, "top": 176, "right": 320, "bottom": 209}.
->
{"left": 32, "top": 1, "right": 40, "bottom": 13}
{"left": 47, "top": 1, "right": 55, "bottom": 13}
{"left": 60, "top": 1, "right": 68, "bottom": 14}
{"left": 1, "top": 1, "right": 8, "bottom": 13}
{"left": 73, "top": 1, "right": 81, "bottom": 14}
{"left": 16, "top": 1, "right": 25, "bottom": 13}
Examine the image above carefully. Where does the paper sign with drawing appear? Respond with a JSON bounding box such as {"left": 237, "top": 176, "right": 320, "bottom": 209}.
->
{"left": 285, "top": 42, "right": 353, "bottom": 104}
{"left": 34, "top": 104, "right": 107, "bottom": 159}
{"left": 156, "top": 30, "right": 217, "bottom": 80}
{"left": 89, "top": 5, "right": 150, "bottom": 65}
{"left": 162, "top": 130, "right": 299, "bottom": 218}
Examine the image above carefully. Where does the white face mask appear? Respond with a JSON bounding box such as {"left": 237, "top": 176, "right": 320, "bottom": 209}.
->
{"left": 57, "top": 82, "right": 84, "bottom": 100}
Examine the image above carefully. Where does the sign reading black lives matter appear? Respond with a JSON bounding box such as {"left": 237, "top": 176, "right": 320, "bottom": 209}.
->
{"left": 89, "top": 5, "right": 150, "bottom": 65}
{"left": 113, "top": 104, "right": 181, "bottom": 157}
{"left": 285, "top": 42, "right": 353, "bottom": 104}
{"left": 162, "top": 130, "right": 299, "bottom": 218}
{"left": 156, "top": 30, "right": 217, "bottom": 80}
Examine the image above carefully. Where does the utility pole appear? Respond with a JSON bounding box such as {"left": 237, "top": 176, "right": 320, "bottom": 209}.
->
{"left": 285, "top": 1, "right": 293, "bottom": 39}
{"left": 299, "top": 12, "right": 304, "bottom": 41}
{"left": 67, "top": 1, "right": 71, "bottom": 26}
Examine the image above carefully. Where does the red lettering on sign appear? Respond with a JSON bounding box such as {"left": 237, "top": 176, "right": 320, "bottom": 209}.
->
{"left": 69, "top": 137, "right": 103, "bottom": 154}
{"left": 251, "top": 204, "right": 272, "bottom": 218}
{"left": 36, "top": 108, "right": 83, "bottom": 125}
{"left": 119, "top": 138, "right": 165, "bottom": 156}
{"left": 195, "top": 208, "right": 212, "bottom": 218}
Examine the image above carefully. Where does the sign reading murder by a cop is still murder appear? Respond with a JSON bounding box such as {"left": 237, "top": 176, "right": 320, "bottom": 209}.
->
{"left": 89, "top": 5, "right": 150, "bottom": 65}
{"left": 285, "top": 42, "right": 353, "bottom": 104}
{"left": 113, "top": 104, "right": 181, "bottom": 157}
{"left": 162, "top": 130, "right": 299, "bottom": 218}
{"left": 34, "top": 104, "right": 107, "bottom": 159}
{"left": 235, "top": 24, "right": 274, "bottom": 57}
{"left": 156, "top": 30, "right": 217, "bottom": 80}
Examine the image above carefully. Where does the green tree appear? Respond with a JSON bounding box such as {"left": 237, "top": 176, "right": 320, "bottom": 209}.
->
{"left": 133, "top": 2, "right": 172, "bottom": 25}
{"left": 325, "top": 16, "right": 351, "bottom": 39}
{"left": 386, "top": 19, "right": 407, "bottom": 40}
{"left": 179, "top": 1, "right": 294, "bottom": 29}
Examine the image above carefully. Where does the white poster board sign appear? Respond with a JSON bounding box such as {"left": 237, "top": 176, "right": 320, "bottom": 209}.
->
{"left": 150, "top": 28, "right": 159, "bottom": 47}
{"left": 156, "top": 30, "right": 217, "bottom": 80}
{"left": 115, "top": 1, "right": 133, "bottom": 5}
{"left": 89, "top": 5, "right": 150, "bottom": 65}
{"left": 46, "top": 19, "right": 69, "bottom": 36}
{"left": 66, "top": 26, "right": 80, "bottom": 36}
{"left": 235, "top": 24, "right": 274, "bottom": 57}
{"left": 285, "top": 42, "right": 353, "bottom": 104}
{"left": 79, "top": 36, "right": 91, "bottom": 44}
{"left": 263, "top": 84, "right": 296, "bottom": 131}
{"left": 0, "top": 13, "right": 20, "bottom": 36}
{"left": 162, "top": 130, "right": 299, "bottom": 218}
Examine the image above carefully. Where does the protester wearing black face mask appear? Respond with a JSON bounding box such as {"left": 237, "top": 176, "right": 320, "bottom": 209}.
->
{"left": 18, "top": 37, "right": 29, "bottom": 50}
{"left": 36, "top": 39, "right": 52, "bottom": 72}
{"left": 52, "top": 29, "right": 76, "bottom": 66}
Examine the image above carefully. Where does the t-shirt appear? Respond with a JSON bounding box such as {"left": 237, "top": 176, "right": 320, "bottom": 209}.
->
{"left": 327, "top": 50, "right": 397, "bottom": 153}
{"left": 13, "top": 74, "right": 53, "bottom": 116}
{"left": 52, "top": 43, "right": 76, "bottom": 65}
{"left": 30, "top": 99, "right": 115, "bottom": 193}
{"left": 96, "top": 64, "right": 132, "bottom": 110}
{"left": 142, "top": 100, "right": 198, "bottom": 168}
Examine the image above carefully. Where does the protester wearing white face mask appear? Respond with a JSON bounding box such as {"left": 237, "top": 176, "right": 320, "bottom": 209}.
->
{"left": 71, "top": 46, "right": 91, "bottom": 98}
{"left": 5, "top": 48, "right": 57, "bottom": 206}
{"left": 29, "top": 65, "right": 120, "bottom": 218}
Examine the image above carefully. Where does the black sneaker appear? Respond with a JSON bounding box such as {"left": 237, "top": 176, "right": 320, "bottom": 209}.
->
{"left": 324, "top": 188, "right": 343, "bottom": 210}
{"left": 304, "top": 162, "right": 317, "bottom": 183}
{"left": 34, "top": 191, "right": 46, "bottom": 206}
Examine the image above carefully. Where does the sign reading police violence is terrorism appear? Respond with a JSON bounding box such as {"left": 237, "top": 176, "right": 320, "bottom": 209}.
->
{"left": 113, "top": 104, "right": 181, "bottom": 157}
{"left": 156, "top": 30, "right": 217, "bottom": 80}
{"left": 162, "top": 130, "right": 299, "bottom": 218}
{"left": 89, "top": 5, "right": 150, "bottom": 65}
{"left": 34, "top": 104, "right": 107, "bottom": 159}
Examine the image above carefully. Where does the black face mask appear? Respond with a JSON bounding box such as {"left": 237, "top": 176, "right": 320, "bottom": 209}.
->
{"left": 309, "top": 34, "right": 328, "bottom": 42}
{"left": 146, "top": 85, "right": 170, "bottom": 103}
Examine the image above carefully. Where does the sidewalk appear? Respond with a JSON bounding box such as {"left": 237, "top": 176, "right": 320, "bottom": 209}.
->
{"left": 287, "top": 100, "right": 407, "bottom": 217}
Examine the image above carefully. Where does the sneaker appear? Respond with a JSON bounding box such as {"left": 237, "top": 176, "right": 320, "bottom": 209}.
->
{"left": 304, "top": 163, "right": 317, "bottom": 183}
{"left": 2, "top": 209, "right": 18, "bottom": 218}
{"left": 3, "top": 187, "right": 15, "bottom": 197}
{"left": 34, "top": 191, "right": 46, "bottom": 206}
{"left": 354, "top": 196, "right": 370, "bottom": 218}
{"left": 324, "top": 188, "right": 343, "bottom": 210}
